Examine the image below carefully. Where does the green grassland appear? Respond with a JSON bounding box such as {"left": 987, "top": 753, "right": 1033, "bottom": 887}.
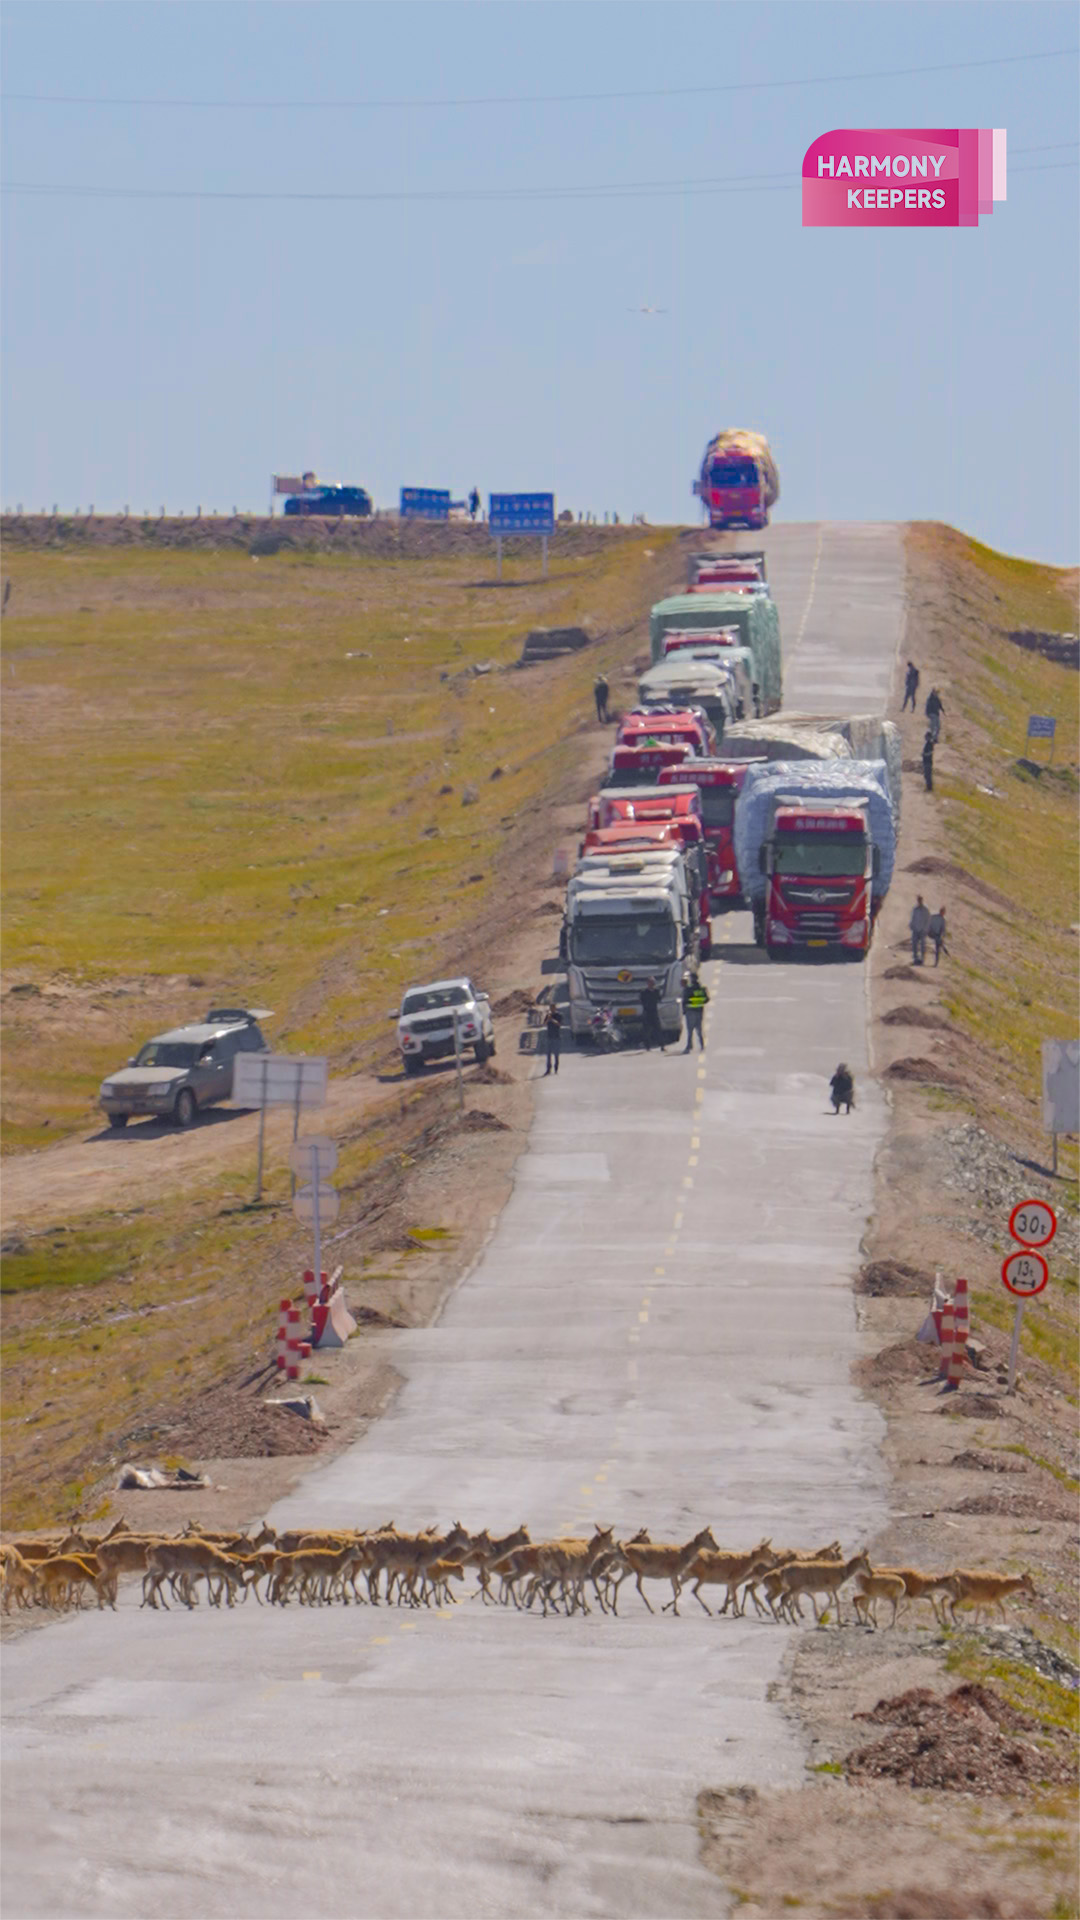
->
{"left": 2, "top": 527, "right": 677, "bottom": 1147}
{"left": 906, "top": 524, "right": 1078, "bottom": 1398}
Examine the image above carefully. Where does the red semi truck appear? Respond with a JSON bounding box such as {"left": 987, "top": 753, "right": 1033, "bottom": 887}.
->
{"left": 658, "top": 758, "right": 761, "bottom": 906}
{"left": 756, "top": 802, "right": 879, "bottom": 956}
{"left": 693, "top": 431, "right": 779, "bottom": 531}
{"left": 616, "top": 709, "right": 714, "bottom": 757}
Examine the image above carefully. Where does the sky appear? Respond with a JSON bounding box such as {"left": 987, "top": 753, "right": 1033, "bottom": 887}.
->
{"left": 2, "top": 1, "right": 1078, "bottom": 561}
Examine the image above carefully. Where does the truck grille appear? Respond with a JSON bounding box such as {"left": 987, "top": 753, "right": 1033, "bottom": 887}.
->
{"left": 409, "top": 1014, "right": 457, "bottom": 1035}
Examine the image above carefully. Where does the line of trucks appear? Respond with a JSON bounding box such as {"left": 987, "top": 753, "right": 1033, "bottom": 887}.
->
{"left": 562, "top": 542, "right": 902, "bottom": 1041}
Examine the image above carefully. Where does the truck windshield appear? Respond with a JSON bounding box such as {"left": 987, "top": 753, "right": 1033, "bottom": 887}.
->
{"left": 135, "top": 1042, "right": 199, "bottom": 1068}
{"left": 605, "top": 767, "right": 662, "bottom": 787}
{"left": 774, "top": 833, "right": 867, "bottom": 876}
{"left": 698, "top": 788, "right": 735, "bottom": 828}
{"left": 710, "top": 462, "right": 758, "bottom": 488}
{"left": 571, "top": 917, "right": 677, "bottom": 965}
{"left": 401, "top": 986, "right": 470, "bottom": 1014}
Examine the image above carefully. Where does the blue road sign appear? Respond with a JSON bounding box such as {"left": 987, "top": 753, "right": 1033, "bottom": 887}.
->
{"left": 1027, "top": 714, "right": 1056, "bottom": 739}
{"left": 401, "top": 488, "right": 451, "bottom": 520}
{"left": 489, "top": 493, "right": 555, "bottom": 533}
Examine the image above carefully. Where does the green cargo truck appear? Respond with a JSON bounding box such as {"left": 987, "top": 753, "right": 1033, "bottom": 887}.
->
{"left": 649, "top": 592, "right": 782, "bottom": 714}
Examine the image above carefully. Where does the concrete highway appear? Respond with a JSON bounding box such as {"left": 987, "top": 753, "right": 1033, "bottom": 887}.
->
{"left": 1, "top": 524, "right": 905, "bottom": 1919}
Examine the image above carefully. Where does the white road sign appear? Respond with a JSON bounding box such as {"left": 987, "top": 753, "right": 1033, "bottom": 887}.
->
{"left": 1001, "top": 1249, "right": 1048, "bottom": 1298}
{"left": 289, "top": 1136, "right": 339, "bottom": 1180}
{"left": 1041, "top": 1039, "right": 1079, "bottom": 1134}
{"left": 232, "top": 1053, "right": 328, "bottom": 1110}
{"left": 1008, "top": 1200, "right": 1056, "bottom": 1248}
{"left": 293, "top": 1184, "right": 340, "bottom": 1226}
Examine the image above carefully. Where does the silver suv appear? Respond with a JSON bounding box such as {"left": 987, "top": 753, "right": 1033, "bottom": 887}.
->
{"left": 396, "top": 978, "right": 495, "bottom": 1075}
{"left": 98, "top": 1007, "right": 270, "bottom": 1129}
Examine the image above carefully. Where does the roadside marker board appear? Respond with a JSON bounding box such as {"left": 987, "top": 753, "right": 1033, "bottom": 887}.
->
{"left": 1007, "top": 1199, "right": 1056, "bottom": 1248}
{"left": 232, "top": 1053, "right": 329, "bottom": 1203}
{"left": 293, "top": 1184, "right": 340, "bottom": 1226}
{"left": 1001, "top": 1249, "right": 1049, "bottom": 1298}
{"left": 289, "top": 1136, "right": 338, "bottom": 1181}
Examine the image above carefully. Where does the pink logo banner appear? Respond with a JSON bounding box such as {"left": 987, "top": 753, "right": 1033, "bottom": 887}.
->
{"left": 803, "top": 128, "right": 1006, "bottom": 228}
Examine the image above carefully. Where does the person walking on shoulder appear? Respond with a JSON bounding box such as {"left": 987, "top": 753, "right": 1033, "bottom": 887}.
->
{"left": 682, "top": 971, "right": 709, "bottom": 1052}
{"left": 928, "top": 906, "right": 948, "bottom": 966}
{"left": 910, "top": 894, "right": 931, "bottom": 965}
{"left": 543, "top": 1004, "right": 562, "bottom": 1075}
{"left": 901, "top": 660, "right": 920, "bottom": 711}
{"left": 921, "top": 729, "right": 935, "bottom": 792}
{"left": 640, "top": 978, "right": 665, "bottom": 1052}
{"left": 925, "top": 687, "right": 944, "bottom": 742}
{"left": 829, "top": 1063, "right": 855, "bottom": 1113}
{"left": 593, "top": 673, "right": 610, "bottom": 724}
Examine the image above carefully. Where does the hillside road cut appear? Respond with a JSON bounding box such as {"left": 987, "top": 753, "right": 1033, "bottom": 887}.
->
{"left": 2, "top": 524, "right": 905, "bottom": 1919}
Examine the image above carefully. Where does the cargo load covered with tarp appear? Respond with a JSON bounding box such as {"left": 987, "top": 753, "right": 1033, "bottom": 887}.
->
{"left": 734, "top": 759, "right": 898, "bottom": 911}
{"left": 721, "top": 714, "right": 902, "bottom": 807}
{"left": 649, "top": 592, "right": 782, "bottom": 712}
{"left": 697, "top": 433, "right": 779, "bottom": 509}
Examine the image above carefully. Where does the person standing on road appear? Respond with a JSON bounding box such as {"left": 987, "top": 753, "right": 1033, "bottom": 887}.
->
{"left": 468, "top": 487, "right": 480, "bottom": 521}
{"left": 928, "top": 906, "right": 948, "bottom": 966}
{"left": 640, "top": 978, "right": 665, "bottom": 1052}
{"left": 594, "top": 673, "right": 610, "bottom": 723}
{"left": 910, "top": 894, "right": 931, "bottom": 965}
{"left": 829, "top": 1063, "right": 855, "bottom": 1113}
{"left": 682, "top": 971, "right": 709, "bottom": 1052}
{"left": 921, "top": 729, "right": 935, "bottom": 792}
{"left": 901, "top": 661, "right": 920, "bottom": 711}
{"left": 543, "top": 1004, "right": 562, "bottom": 1076}
{"left": 925, "top": 687, "right": 944, "bottom": 742}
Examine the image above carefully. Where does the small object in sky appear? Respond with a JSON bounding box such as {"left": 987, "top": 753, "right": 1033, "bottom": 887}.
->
{"left": 629, "top": 304, "right": 668, "bottom": 314}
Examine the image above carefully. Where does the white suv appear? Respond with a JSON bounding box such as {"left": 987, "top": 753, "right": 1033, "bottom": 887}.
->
{"left": 396, "top": 978, "right": 495, "bottom": 1075}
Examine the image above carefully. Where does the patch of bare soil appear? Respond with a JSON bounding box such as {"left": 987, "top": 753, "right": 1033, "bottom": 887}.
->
{"left": 857, "top": 1259, "right": 936, "bottom": 1297}
{"left": 848, "top": 1683, "right": 1077, "bottom": 1794}
{"left": 880, "top": 1005, "right": 953, "bottom": 1030}
{"left": 883, "top": 1055, "right": 966, "bottom": 1087}
{"left": 902, "top": 854, "right": 1016, "bottom": 913}
{"left": 137, "top": 1372, "right": 333, "bottom": 1458}
{"left": 882, "top": 964, "right": 937, "bottom": 986}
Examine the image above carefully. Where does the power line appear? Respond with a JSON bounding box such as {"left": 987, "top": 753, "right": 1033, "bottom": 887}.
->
{"left": 2, "top": 151, "right": 1074, "bottom": 208}
{"left": 2, "top": 46, "right": 1077, "bottom": 110}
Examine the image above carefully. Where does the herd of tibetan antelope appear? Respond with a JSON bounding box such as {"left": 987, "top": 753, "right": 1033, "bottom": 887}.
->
{"left": 1, "top": 1517, "right": 1036, "bottom": 1630}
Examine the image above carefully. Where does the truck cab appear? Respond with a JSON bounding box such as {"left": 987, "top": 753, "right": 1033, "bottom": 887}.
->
{"left": 703, "top": 458, "right": 768, "bottom": 530}
{"left": 594, "top": 742, "right": 695, "bottom": 808}
{"left": 595, "top": 786, "right": 711, "bottom": 954}
{"left": 658, "top": 759, "right": 761, "bottom": 907}
{"left": 565, "top": 880, "right": 693, "bottom": 1042}
{"left": 758, "top": 803, "right": 878, "bottom": 958}
{"left": 616, "top": 708, "right": 714, "bottom": 757}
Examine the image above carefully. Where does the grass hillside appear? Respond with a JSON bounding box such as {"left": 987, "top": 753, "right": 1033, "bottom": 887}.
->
{"left": 2, "top": 526, "right": 676, "bottom": 1148}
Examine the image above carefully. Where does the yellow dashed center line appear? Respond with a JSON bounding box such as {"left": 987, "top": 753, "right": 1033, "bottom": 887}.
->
{"left": 302, "top": 1670, "right": 321, "bottom": 1680}
{"left": 369, "top": 1636, "right": 391, "bottom": 1646}
{"left": 688, "top": 1155, "right": 698, "bottom": 1168}
{"left": 638, "top": 1310, "right": 649, "bottom": 1324}
{"left": 655, "top": 1265, "right": 665, "bottom": 1277}
{"left": 437, "top": 1608, "right": 455, "bottom": 1619}
{"left": 399, "top": 1623, "right": 417, "bottom": 1632}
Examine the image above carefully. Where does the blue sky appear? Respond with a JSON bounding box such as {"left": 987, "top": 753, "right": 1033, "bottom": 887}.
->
{"left": 2, "top": 1, "right": 1077, "bottom": 560}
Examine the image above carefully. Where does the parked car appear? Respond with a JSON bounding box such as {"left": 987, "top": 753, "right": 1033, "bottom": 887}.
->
{"left": 283, "top": 485, "right": 372, "bottom": 518}
{"left": 395, "top": 978, "right": 495, "bottom": 1074}
{"left": 98, "top": 1007, "right": 270, "bottom": 1129}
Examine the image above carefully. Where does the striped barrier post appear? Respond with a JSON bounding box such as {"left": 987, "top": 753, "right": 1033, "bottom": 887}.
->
{"left": 275, "top": 1299, "right": 292, "bottom": 1373}
{"left": 949, "top": 1277, "right": 969, "bottom": 1387}
{"left": 939, "top": 1299, "right": 957, "bottom": 1387}
{"left": 286, "top": 1339, "right": 301, "bottom": 1383}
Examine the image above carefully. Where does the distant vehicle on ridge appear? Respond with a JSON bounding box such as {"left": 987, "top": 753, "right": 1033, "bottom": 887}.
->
{"left": 284, "top": 484, "right": 373, "bottom": 518}
{"left": 693, "top": 430, "right": 779, "bottom": 531}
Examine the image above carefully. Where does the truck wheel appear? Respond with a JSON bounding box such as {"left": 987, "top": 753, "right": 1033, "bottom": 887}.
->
{"left": 753, "top": 910, "right": 766, "bottom": 948}
{"left": 403, "top": 1055, "right": 423, "bottom": 1075}
{"left": 174, "top": 1089, "right": 197, "bottom": 1129}
{"left": 473, "top": 1039, "right": 490, "bottom": 1064}
{"left": 107, "top": 1114, "right": 128, "bottom": 1129}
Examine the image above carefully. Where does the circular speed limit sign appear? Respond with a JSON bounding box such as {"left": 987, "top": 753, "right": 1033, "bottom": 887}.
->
{"left": 1001, "top": 1249, "right": 1049, "bottom": 1297}
{"left": 1008, "top": 1200, "right": 1057, "bottom": 1248}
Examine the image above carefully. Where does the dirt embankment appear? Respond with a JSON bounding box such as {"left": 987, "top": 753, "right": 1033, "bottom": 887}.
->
{"left": 0, "top": 512, "right": 646, "bottom": 559}
{"left": 699, "top": 526, "right": 1079, "bottom": 1920}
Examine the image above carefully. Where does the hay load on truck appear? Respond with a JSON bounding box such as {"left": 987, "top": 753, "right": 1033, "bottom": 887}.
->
{"left": 693, "top": 432, "right": 779, "bottom": 530}
{"left": 649, "top": 592, "right": 782, "bottom": 714}
{"left": 722, "top": 715, "right": 902, "bottom": 803}
{"left": 734, "top": 760, "right": 898, "bottom": 959}
{"left": 658, "top": 758, "right": 763, "bottom": 909}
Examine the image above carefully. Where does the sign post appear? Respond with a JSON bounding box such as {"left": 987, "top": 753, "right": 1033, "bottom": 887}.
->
{"left": 1025, "top": 714, "right": 1056, "bottom": 762}
{"left": 1002, "top": 1200, "right": 1055, "bottom": 1394}
{"left": 488, "top": 494, "right": 555, "bottom": 583}
{"left": 232, "top": 1053, "right": 329, "bottom": 1203}
{"left": 290, "top": 1138, "right": 339, "bottom": 1288}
